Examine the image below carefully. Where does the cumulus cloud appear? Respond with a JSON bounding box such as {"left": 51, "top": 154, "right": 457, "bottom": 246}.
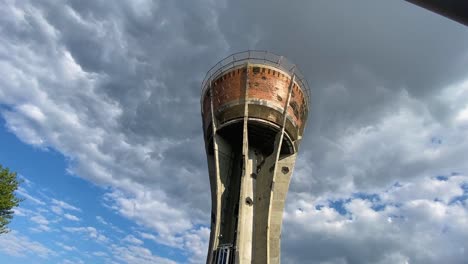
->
{"left": 63, "top": 226, "right": 108, "bottom": 244}
{"left": 56, "top": 242, "right": 77, "bottom": 252}
{"left": 110, "top": 244, "right": 177, "bottom": 264}
{"left": 96, "top": 215, "right": 124, "bottom": 233}
{"left": 282, "top": 175, "right": 468, "bottom": 264}
{"left": 30, "top": 215, "right": 49, "bottom": 226}
{"left": 61, "top": 259, "right": 84, "bottom": 264}
{"left": 0, "top": 231, "right": 55, "bottom": 258}
{"left": 1, "top": 0, "right": 468, "bottom": 263}
{"left": 29, "top": 214, "right": 52, "bottom": 232}
{"left": 51, "top": 199, "right": 81, "bottom": 212}
{"left": 104, "top": 190, "right": 192, "bottom": 247}
{"left": 92, "top": 251, "right": 108, "bottom": 257}
{"left": 1, "top": 1, "right": 215, "bottom": 259}
{"left": 16, "top": 187, "right": 46, "bottom": 205}
{"left": 49, "top": 198, "right": 83, "bottom": 223}
{"left": 122, "top": 235, "right": 144, "bottom": 245}
{"left": 63, "top": 213, "right": 80, "bottom": 222}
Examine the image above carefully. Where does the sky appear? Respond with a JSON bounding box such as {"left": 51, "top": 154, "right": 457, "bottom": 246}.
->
{"left": 0, "top": 0, "right": 467, "bottom": 263}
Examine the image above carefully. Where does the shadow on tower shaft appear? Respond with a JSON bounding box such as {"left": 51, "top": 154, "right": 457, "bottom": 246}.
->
{"left": 201, "top": 51, "right": 310, "bottom": 264}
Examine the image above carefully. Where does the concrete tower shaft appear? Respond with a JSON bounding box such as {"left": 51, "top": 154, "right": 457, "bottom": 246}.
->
{"left": 201, "top": 51, "right": 309, "bottom": 264}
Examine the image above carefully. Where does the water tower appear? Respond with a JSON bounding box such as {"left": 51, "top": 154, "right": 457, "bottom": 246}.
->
{"left": 201, "top": 51, "right": 309, "bottom": 264}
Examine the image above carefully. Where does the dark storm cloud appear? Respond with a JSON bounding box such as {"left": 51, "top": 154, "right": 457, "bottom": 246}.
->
{"left": 37, "top": 0, "right": 227, "bottom": 141}
{"left": 215, "top": 0, "right": 468, "bottom": 191}
{"left": 218, "top": 0, "right": 468, "bottom": 130}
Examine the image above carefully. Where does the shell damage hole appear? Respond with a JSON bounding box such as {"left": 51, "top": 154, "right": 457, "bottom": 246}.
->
{"left": 290, "top": 101, "right": 300, "bottom": 118}
{"left": 245, "top": 197, "right": 253, "bottom": 206}
{"left": 281, "top": 166, "right": 289, "bottom": 174}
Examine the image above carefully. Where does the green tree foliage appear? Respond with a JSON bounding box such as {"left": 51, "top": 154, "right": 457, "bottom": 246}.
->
{"left": 0, "top": 165, "right": 22, "bottom": 234}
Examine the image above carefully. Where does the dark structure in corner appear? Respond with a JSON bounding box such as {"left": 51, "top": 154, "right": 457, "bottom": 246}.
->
{"left": 201, "top": 51, "right": 310, "bottom": 264}
{"left": 406, "top": 0, "right": 468, "bottom": 26}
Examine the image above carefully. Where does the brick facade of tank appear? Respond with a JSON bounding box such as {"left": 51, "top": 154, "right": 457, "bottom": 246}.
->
{"left": 246, "top": 66, "right": 306, "bottom": 129}
{"left": 202, "top": 65, "right": 308, "bottom": 137}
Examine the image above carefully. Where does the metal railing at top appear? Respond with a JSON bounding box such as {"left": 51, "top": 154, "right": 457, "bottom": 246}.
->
{"left": 201, "top": 50, "right": 310, "bottom": 107}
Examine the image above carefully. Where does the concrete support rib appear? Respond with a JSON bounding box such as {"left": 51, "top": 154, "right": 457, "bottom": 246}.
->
{"left": 207, "top": 81, "right": 221, "bottom": 264}
{"left": 267, "top": 74, "right": 296, "bottom": 264}
{"left": 236, "top": 63, "right": 254, "bottom": 264}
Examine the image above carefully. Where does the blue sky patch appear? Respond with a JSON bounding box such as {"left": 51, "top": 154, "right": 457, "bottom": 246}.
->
{"left": 0, "top": 118, "right": 186, "bottom": 263}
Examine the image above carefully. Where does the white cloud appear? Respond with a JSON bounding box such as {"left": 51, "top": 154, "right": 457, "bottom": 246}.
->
{"left": 30, "top": 215, "right": 49, "bottom": 226}
{"left": 96, "top": 216, "right": 124, "bottom": 233}
{"left": 56, "top": 242, "right": 77, "bottom": 252}
{"left": 110, "top": 244, "right": 177, "bottom": 264}
{"left": 381, "top": 175, "right": 466, "bottom": 204}
{"left": 282, "top": 175, "right": 468, "bottom": 263}
{"left": 92, "top": 251, "right": 108, "bottom": 257}
{"left": 29, "top": 214, "right": 52, "bottom": 232}
{"left": 183, "top": 227, "right": 210, "bottom": 264}
{"left": 16, "top": 187, "right": 46, "bottom": 205}
{"left": 96, "top": 216, "right": 108, "bottom": 225}
{"left": 63, "top": 213, "right": 80, "bottom": 222}
{"left": 16, "top": 104, "right": 46, "bottom": 123}
{"left": 104, "top": 188, "right": 210, "bottom": 262}
{"left": 61, "top": 259, "right": 84, "bottom": 264}
{"left": 29, "top": 225, "right": 51, "bottom": 233}
{"left": 284, "top": 84, "right": 468, "bottom": 263}
{"left": 0, "top": 231, "right": 55, "bottom": 258}
{"left": 104, "top": 190, "right": 191, "bottom": 246}
{"left": 122, "top": 235, "right": 144, "bottom": 245}
{"left": 50, "top": 198, "right": 82, "bottom": 222}
{"left": 51, "top": 206, "right": 64, "bottom": 215}
{"left": 137, "top": 228, "right": 209, "bottom": 264}
{"left": 13, "top": 207, "right": 28, "bottom": 216}
{"left": 63, "top": 226, "right": 108, "bottom": 244}
{"left": 51, "top": 199, "right": 81, "bottom": 212}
